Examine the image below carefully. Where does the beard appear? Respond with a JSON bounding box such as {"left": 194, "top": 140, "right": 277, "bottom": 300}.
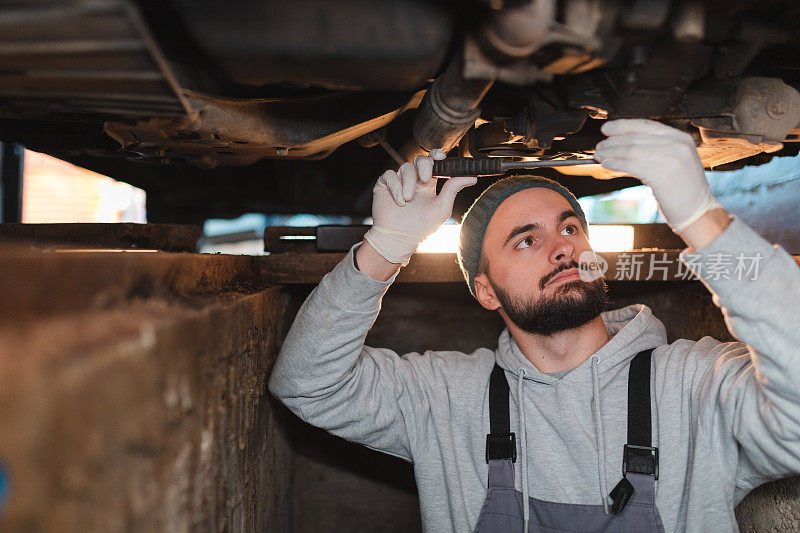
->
{"left": 493, "top": 273, "right": 609, "bottom": 336}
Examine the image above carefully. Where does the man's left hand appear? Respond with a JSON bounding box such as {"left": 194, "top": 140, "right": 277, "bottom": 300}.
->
{"left": 594, "top": 118, "right": 723, "bottom": 234}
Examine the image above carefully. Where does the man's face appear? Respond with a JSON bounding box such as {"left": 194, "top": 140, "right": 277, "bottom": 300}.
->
{"left": 473, "top": 187, "right": 609, "bottom": 336}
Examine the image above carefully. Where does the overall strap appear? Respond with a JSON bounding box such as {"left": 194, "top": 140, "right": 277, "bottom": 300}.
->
{"left": 486, "top": 364, "right": 516, "bottom": 489}
{"left": 627, "top": 348, "right": 655, "bottom": 452}
{"left": 487, "top": 364, "right": 516, "bottom": 462}
{"left": 610, "top": 348, "right": 659, "bottom": 514}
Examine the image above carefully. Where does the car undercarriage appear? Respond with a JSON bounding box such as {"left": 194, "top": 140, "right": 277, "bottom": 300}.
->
{"left": 0, "top": 0, "right": 798, "bottom": 222}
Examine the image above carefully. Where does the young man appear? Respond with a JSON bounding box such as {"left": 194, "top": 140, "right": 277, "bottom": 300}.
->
{"left": 268, "top": 119, "right": 800, "bottom": 531}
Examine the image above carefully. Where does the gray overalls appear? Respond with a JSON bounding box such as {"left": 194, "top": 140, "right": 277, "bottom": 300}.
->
{"left": 474, "top": 349, "right": 666, "bottom": 532}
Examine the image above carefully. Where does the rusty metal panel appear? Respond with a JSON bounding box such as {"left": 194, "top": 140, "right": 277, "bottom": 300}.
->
{"left": 0, "top": 0, "right": 191, "bottom": 118}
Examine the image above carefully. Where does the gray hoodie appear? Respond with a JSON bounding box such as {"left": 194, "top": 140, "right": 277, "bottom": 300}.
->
{"left": 268, "top": 215, "right": 800, "bottom": 532}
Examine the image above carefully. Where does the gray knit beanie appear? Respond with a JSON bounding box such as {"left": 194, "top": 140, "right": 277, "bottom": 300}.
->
{"left": 457, "top": 175, "right": 588, "bottom": 300}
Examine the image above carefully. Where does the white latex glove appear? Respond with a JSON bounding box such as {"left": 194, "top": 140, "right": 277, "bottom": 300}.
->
{"left": 364, "top": 149, "right": 479, "bottom": 266}
{"left": 594, "top": 119, "right": 723, "bottom": 233}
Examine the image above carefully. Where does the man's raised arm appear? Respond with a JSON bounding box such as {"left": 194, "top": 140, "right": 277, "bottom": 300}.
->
{"left": 268, "top": 150, "right": 478, "bottom": 460}
{"left": 596, "top": 119, "right": 800, "bottom": 495}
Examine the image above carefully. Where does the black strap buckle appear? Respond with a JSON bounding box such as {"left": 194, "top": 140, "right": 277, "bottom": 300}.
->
{"left": 623, "top": 444, "right": 659, "bottom": 480}
{"left": 485, "top": 433, "right": 516, "bottom": 463}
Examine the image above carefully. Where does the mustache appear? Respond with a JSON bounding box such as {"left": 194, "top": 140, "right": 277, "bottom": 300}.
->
{"left": 540, "top": 260, "right": 584, "bottom": 290}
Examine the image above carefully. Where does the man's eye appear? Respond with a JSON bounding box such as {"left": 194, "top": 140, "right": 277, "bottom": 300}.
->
{"left": 516, "top": 236, "right": 536, "bottom": 249}
{"left": 562, "top": 224, "right": 577, "bottom": 235}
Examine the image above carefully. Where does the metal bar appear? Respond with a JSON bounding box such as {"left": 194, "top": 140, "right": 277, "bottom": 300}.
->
{"left": 0, "top": 143, "right": 24, "bottom": 224}
{"left": 0, "top": 92, "right": 184, "bottom": 103}
{"left": 122, "top": 3, "right": 193, "bottom": 116}
{"left": 58, "top": 106, "right": 185, "bottom": 117}
{"left": 501, "top": 159, "right": 599, "bottom": 170}
{"left": 0, "top": 40, "right": 146, "bottom": 55}
{"left": 23, "top": 70, "right": 166, "bottom": 81}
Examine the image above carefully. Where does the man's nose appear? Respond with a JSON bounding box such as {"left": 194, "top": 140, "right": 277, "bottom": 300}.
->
{"left": 549, "top": 233, "right": 575, "bottom": 263}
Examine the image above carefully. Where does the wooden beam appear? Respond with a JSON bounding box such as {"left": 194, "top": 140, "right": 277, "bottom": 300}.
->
{"left": 262, "top": 250, "right": 800, "bottom": 284}
{"left": 0, "top": 243, "right": 260, "bottom": 323}
{"left": 0, "top": 222, "right": 200, "bottom": 252}
{"left": 264, "top": 224, "right": 686, "bottom": 254}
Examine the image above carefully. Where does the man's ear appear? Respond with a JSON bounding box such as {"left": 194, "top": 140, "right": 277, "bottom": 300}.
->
{"left": 474, "top": 273, "right": 501, "bottom": 311}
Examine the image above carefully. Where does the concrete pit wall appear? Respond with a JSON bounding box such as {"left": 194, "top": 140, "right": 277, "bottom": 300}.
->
{"left": 0, "top": 244, "right": 293, "bottom": 532}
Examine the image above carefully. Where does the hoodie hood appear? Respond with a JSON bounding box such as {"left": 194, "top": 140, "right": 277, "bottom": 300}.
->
{"left": 493, "top": 303, "right": 667, "bottom": 526}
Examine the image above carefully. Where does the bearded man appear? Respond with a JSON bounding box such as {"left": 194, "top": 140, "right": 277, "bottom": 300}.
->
{"left": 269, "top": 119, "right": 800, "bottom": 532}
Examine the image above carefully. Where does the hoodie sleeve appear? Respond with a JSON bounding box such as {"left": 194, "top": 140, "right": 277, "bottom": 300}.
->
{"left": 680, "top": 214, "right": 800, "bottom": 492}
{"left": 267, "top": 241, "right": 435, "bottom": 462}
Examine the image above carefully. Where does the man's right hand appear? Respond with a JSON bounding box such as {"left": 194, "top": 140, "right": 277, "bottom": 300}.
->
{"left": 362, "top": 149, "right": 479, "bottom": 267}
